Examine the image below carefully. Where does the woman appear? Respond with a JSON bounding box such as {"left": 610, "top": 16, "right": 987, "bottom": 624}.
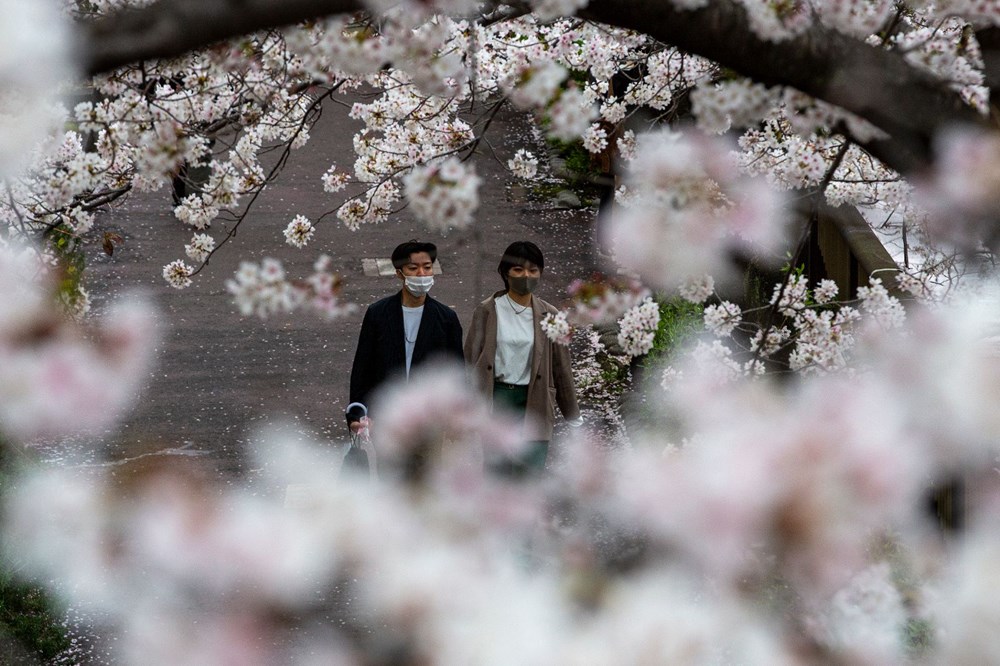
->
{"left": 464, "top": 241, "right": 581, "bottom": 476}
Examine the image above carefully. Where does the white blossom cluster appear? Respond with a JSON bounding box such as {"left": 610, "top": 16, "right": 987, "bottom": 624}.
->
{"left": 183, "top": 233, "right": 215, "bottom": 263}
{"left": 337, "top": 181, "right": 400, "bottom": 231}
{"left": 307, "top": 254, "right": 358, "bottom": 320}
{"left": 484, "top": 18, "right": 641, "bottom": 142}
{"left": 606, "top": 129, "right": 788, "bottom": 291}
{"left": 502, "top": 59, "right": 569, "bottom": 109}
{"left": 734, "top": 0, "right": 812, "bottom": 42}
{"left": 507, "top": 149, "right": 539, "bottom": 179}
{"left": 919, "top": 126, "right": 1000, "bottom": 248}
{"left": 665, "top": 270, "right": 911, "bottom": 380}
{"left": 162, "top": 259, "right": 194, "bottom": 289}
{"left": 770, "top": 274, "right": 861, "bottom": 374}
{"left": 617, "top": 297, "right": 661, "bottom": 358}
{"left": 546, "top": 87, "right": 598, "bottom": 141}
{"left": 346, "top": 73, "right": 473, "bottom": 183}
{"left": 570, "top": 276, "right": 650, "bottom": 323}
{"left": 542, "top": 276, "right": 653, "bottom": 348}
{"left": 321, "top": 165, "right": 350, "bottom": 193}
{"left": 225, "top": 258, "right": 302, "bottom": 317}
{"left": 173, "top": 194, "right": 221, "bottom": 230}
{"left": 225, "top": 256, "right": 354, "bottom": 320}
{"left": 15, "top": 283, "right": 1000, "bottom": 662}
{"left": 857, "top": 278, "right": 906, "bottom": 331}
{"left": 890, "top": 17, "right": 988, "bottom": 112}
{"left": 581, "top": 123, "right": 609, "bottom": 154}
{"left": 0, "top": 242, "right": 156, "bottom": 442}
{"left": 702, "top": 300, "right": 742, "bottom": 338}
{"left": 616, "top": 129, "right": 638, "bottom": 161}
{"left": 815, "top": 0, "right": 895, "bottom": 38}
{"left": 283, "top": 214, "right": 315, "bottom": 248}
{"left": 540, "top": 310, "right": 572, "bottom": 345}
{"left": 0, "top": 131, "right": 112, "bottom": 242}
{"left": 810, "top": 562, "right": 908, "bottom": 662}
{"left": 678, "top": 274, "right": 715, "bottom": 303}
{"left": 691, "top": 79, "right": 778, "bottom": 135}
{"left": 0, "top": 0, "right": 71, "bottom": 178}
{"left": 402, "top": 157, "right": 481, "bottom": 232}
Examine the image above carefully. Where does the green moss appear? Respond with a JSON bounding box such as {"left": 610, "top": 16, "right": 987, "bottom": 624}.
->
{"left": 903, "top": 617, "right": 933, "bottom": 657}
{"left": 44, "top": 224, "right": 87, "bottom": 314}
{"left": 640, "top": 297, "right": 704, "bottom": 369}
{"left": 0, "top": 574, "right": 71, "bottom": 663}
{"left": 528, "top": 181, "right": 568, "bottom": 200}
{"left": 532, "top": 136, "right": 604, "bottom": 206}
{"left": 546, "top": 136, "right": 596, "bottom": 180}
{"left": 0, "top": 448, "right": 72, "bottom": 663}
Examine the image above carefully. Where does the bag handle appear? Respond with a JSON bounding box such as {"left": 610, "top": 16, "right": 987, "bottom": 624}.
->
{"left": 346, "top": 402, "right": 370, "bottom": 448}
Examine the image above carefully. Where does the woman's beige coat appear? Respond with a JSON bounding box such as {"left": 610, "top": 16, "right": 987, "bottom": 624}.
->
{"left": 464, "top": 291, "right": 580, "bottom": 441}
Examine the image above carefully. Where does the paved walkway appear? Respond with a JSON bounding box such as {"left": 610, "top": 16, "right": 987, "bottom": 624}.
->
{"left": 74, "top": 92, "right": 604, "bottom": 472}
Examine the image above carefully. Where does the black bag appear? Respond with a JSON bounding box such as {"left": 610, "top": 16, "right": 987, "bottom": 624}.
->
{"left": 342, "top": 441, "right": 370, "bottom": 475}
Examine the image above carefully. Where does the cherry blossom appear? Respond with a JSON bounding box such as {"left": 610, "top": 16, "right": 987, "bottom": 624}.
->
{"left": 184, "top": 233, "right": 215, "bottom": 263}
{"left": 604, "top": 128, "right": 789, "bottom": 291}
{"left": 582, "top": 123, "right": 608, "bottom": 154}
{"left": 402, "top": 157, "right": 481, "bottom": 232}
{"left": 919, "top": 126, "right": 1000, "bottom": 248}
{"left": 321, "top": 165, "right": 350, "bottom": 193}
{"left": 0, "top": 243, "right": 157, "bottom": 442}
{"left": 283, "top": 214, "right": 315, "bottom": 248}
{"left": 678, "top": 274, "right": 715, "bottom": 304}
{"left": 0, "top": 0, "right": 71, "bottom": 177}
{"left": 702, "top": 301, "right": 742, "bottom": 338}
{"left": 6, "top": 0, "right": 1000, "bottom": 662}
{"left": 225, "top": 256, "right": 354, "bottom": 320}
{"left": 507, "top": 149, "right": 539, "bottom": 179}
{"left": 162, "top": 260, "right": 194, "bottom": 289}
{"left": 617, "top": 297, "right": 661, "bottom": 358}
{"left": 540, "top": 310, "right": 572, "bottom": 345}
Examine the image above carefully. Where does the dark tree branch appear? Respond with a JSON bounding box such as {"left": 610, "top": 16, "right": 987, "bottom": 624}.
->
{"left": 578, "top": 0, "right": 988, "bottom": 174}
{"left": 80, "top": 0, "right": 992, "bottom": 178}
{"left": 82, "top": 0, "right": 366, "bottom": 75}
{"left": 976, "top": 26, "right": 1000, "bottom": 119}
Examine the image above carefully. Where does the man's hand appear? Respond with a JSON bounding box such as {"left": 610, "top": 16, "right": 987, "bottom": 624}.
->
{"left": 350, "top": 416, "right": 371, "bottom": 435}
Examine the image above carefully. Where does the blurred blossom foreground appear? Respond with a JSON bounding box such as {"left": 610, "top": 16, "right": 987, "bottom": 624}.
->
{"left": 0, "top": 244, "right": 156, "bottom": 442}
{"left": 7, "top": 0, "right": 1000, "bottom": 661}
{"left": 6, "top": 234, "right": 1000, "bottom": 663}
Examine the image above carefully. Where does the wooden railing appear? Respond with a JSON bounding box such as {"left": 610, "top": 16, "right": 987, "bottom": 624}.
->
{"left": 806, "top": 202, "right": 906, "bottom": 300}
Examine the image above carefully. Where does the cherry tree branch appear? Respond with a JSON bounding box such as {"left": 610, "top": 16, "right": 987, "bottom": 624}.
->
{"left": 82, "top": 0, "right": 366, "bottom": 76}
{"left": 79, "top": 0, "right": 991, "bottom": 178}
{"left": 189, "top": 84, "right": 340, "bottom": 276}
{"left": 578, "top": 0, "right": 988, "bottom": 175}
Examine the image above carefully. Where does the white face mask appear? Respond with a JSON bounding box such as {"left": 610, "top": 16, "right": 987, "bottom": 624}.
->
{"left": 403, "top": 275, "right": 434, "bottom": 296}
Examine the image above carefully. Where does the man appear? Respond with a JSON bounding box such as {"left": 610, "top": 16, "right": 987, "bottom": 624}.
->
{"left": 346, "top": 240, "right": 464, "bottom": 430}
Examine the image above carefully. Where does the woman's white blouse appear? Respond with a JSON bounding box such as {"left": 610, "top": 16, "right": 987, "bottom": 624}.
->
{"left": 493, "top": 294, "right": 534, "bottom": 385}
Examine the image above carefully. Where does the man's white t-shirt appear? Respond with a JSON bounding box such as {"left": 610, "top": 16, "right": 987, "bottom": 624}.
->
{"left": 402, "top": 304, "right": 424, "bottom": 377}
{"left": 493, "top": 294, "right": 534, "bottom": 385}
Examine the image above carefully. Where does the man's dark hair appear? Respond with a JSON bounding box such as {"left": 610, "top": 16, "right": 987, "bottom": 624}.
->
{"left": 391, "top": 240, "right": 438, "bottom": 269}
{"left": 497, "top": 240, "right": 544, "bottom": 290}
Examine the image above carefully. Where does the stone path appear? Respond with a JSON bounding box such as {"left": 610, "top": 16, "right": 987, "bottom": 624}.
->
{"left": 71, "top": 91, "right": 604, "bottom": 473}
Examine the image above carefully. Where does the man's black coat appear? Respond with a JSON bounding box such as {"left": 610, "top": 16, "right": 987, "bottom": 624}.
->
{"left": 348, "top": 291, "right": 464, "bottom": 412}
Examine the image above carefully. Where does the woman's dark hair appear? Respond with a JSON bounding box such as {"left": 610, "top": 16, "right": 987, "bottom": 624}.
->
{"left": 391, "top": 240, "right": 437, "bottom": 269}
{"left": 497, "top": 241, "right": 544, "bottom": 290}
